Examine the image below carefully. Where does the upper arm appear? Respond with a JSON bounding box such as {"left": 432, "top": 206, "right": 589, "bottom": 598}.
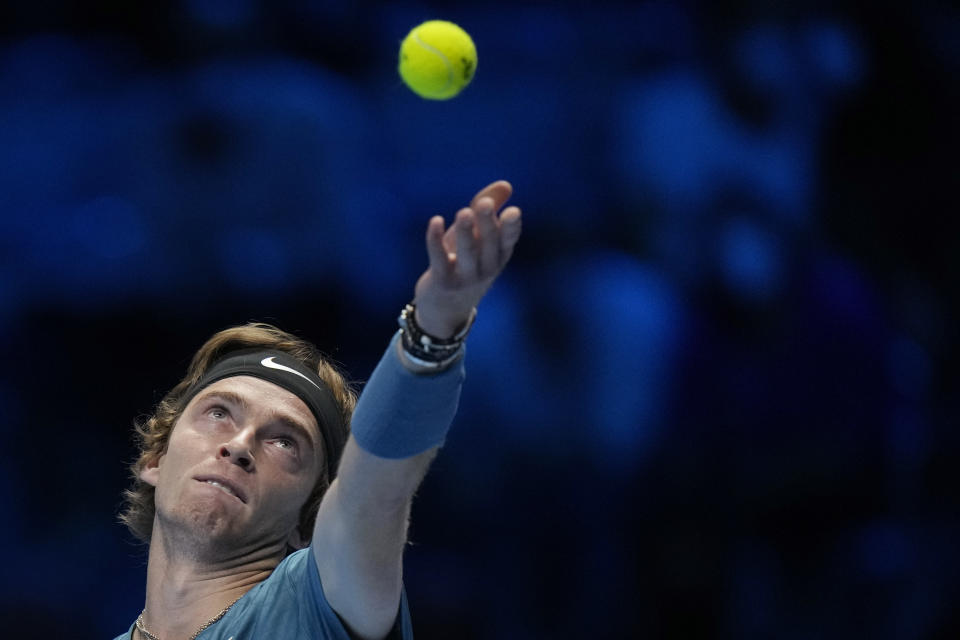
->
{"left": 311, "top": 437, "right": 437, "bottom": 640}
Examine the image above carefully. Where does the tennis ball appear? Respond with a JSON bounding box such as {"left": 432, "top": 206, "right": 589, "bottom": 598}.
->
{"left": 398, "top": 20, "right": 477, "bottom": 100}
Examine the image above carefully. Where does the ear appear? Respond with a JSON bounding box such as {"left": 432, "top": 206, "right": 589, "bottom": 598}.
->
{"left": 139, "top": 453, "right": 164, "bottom": 487}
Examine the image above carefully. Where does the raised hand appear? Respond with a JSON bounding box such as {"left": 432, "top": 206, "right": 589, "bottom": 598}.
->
{"left": 412, "top": 180, "right": 523, "bottom": 339}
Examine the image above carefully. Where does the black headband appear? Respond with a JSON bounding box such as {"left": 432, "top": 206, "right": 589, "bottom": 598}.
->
{"left": 182, "top": 348, "right": 346, "bottom": 482}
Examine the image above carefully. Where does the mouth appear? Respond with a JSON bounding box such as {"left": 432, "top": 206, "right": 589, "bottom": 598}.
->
{"left": 194, "top": 476, "right": 248, "bottom": 503}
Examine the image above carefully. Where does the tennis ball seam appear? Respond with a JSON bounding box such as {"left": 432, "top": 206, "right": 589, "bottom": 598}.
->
{"left": 412, "top": 32, "right": 454, "bottom": 94}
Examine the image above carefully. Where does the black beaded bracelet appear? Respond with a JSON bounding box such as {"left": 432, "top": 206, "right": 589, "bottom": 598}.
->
{"left": 397, "top": 303, "right": 476, "bottom": 368}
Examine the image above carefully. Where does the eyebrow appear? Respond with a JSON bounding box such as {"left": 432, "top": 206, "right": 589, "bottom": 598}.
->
{"left": 193, "top": 389, "right": 318, "bottom": 453}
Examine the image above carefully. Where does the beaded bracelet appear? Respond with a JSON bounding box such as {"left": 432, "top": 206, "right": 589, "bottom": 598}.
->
{"left": 397, "top": 303, "right": 476, "bottom": 369}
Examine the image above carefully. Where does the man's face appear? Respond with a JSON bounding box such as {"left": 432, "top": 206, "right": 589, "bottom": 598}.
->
{"left": 141, "top": 375, "right": 322, "bottom": 556}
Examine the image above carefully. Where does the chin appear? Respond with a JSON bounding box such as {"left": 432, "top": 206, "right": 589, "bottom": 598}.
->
{"left": 159, "top": 497, "right": 247, "bottom": 551}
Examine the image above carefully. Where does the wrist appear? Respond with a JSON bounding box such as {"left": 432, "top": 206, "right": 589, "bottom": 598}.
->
{"left": 412, "top": 305, "right": 468, "bottom": 340}
{"left": 351, "top": 331, "right": 465, "bottom": 459}
{"left": 397, "top": 303, "right": 476, "bottom": 371}
{"left": 394, "top": 334, "right": 462, "bottom": 374}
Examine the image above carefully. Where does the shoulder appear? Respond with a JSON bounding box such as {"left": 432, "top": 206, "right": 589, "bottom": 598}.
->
{"left": 211, "top": 549, "right": 414, "bottom": 639}
{"left": 230, "top": 548, "right": 333, "bottom": 624}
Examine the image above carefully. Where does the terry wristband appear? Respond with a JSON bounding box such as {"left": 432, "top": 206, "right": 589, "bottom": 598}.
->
{"left": 350, "top": 331, "right": 465, "bottom": 458}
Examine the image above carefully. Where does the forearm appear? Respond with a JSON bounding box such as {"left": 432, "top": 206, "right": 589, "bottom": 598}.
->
{"left": 317, "top": 439, "right": 437, "bottom": 579}
{"left": 330, "top": 437, "right": 438, "bottom": 522}
{"left": 312, "top": 333, "right": 463, "bottom": 638}
{"left": 322, "top": 330, "right": 461, "bottom": 525}
{"left": 349, "top": 331, "right": 465, "bottom": 458}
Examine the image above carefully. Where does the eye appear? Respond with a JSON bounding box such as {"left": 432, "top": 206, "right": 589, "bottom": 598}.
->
{"left": 208, "top": 405, "right": 229, "bottom": 420}
{"left": 271, "top": 437, "right": 296, "bottom": 450}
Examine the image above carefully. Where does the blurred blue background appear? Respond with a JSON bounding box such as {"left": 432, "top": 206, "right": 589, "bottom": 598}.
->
{"left": 1, "top": 1, "right": 958, "bottom": 638}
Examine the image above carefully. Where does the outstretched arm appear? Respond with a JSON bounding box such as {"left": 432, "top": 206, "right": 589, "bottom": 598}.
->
{"left": 312, "top": 181, "right": 522, "bottom": 639}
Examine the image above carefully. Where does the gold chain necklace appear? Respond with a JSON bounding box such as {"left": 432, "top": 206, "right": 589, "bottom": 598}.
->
{"left": 135, "top": 596, "right": 242, "bottom": 640}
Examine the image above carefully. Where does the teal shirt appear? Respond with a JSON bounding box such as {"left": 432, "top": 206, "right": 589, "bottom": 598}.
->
{"left": 113, "top": 547, "right": 413, "bottom": 639}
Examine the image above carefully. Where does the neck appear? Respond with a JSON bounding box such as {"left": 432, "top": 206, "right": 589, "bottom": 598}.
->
{"left": 140, "top": 525, "right": 284, "bottom": 639}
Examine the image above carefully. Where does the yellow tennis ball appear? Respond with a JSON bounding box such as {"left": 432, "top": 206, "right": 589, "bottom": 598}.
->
{"left": 398, "top": 20, "right": 477, "bottom": 100}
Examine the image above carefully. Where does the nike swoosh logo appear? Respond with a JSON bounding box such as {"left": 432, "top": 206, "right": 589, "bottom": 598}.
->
{"left": 261, "top": 357, "right": 322, "bottom": 390}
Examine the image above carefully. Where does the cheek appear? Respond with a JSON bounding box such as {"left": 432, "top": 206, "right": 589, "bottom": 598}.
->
{"left": 157, "top": 430, "right": 208, "bottom": 479}
{"left": 277, "top": 470, "right": 317, "bottom": 504}
{"left": 269, "top": 467, "right": 320, "bottom": 511}
{"left": 274, "top": 452, "right": 308, "bottom": 476}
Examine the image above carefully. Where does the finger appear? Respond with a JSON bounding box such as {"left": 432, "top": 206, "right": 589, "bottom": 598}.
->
{"left": 470, "top": 180, "right": 512, "bottom": 214}
{"left": 473, "top": 196, "right": 499, "bottom": 275}
{"left": 441, "top": 216, "right": 457, "bottom": 254}
{"left": 453, "top": 207, "right": 478, "bottom": 277}
{"left": 425, "top": 215, "right": 452, "bottom": 275}
{"left": 498, "top": 207, "right": 522, "bottom": 267}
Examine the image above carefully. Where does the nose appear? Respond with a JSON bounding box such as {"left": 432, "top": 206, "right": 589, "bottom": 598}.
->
{"left": 219, "top": 431, "right": 256, "bottom": 470}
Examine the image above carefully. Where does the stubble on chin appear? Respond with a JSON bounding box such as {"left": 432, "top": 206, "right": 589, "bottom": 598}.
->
{"left": 156, "top": 494, "right": 246, "bottom": 560}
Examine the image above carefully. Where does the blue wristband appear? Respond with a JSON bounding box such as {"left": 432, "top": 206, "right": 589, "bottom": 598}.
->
{"left": 350, "top": 332, "right": 465, "bottom": 458}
